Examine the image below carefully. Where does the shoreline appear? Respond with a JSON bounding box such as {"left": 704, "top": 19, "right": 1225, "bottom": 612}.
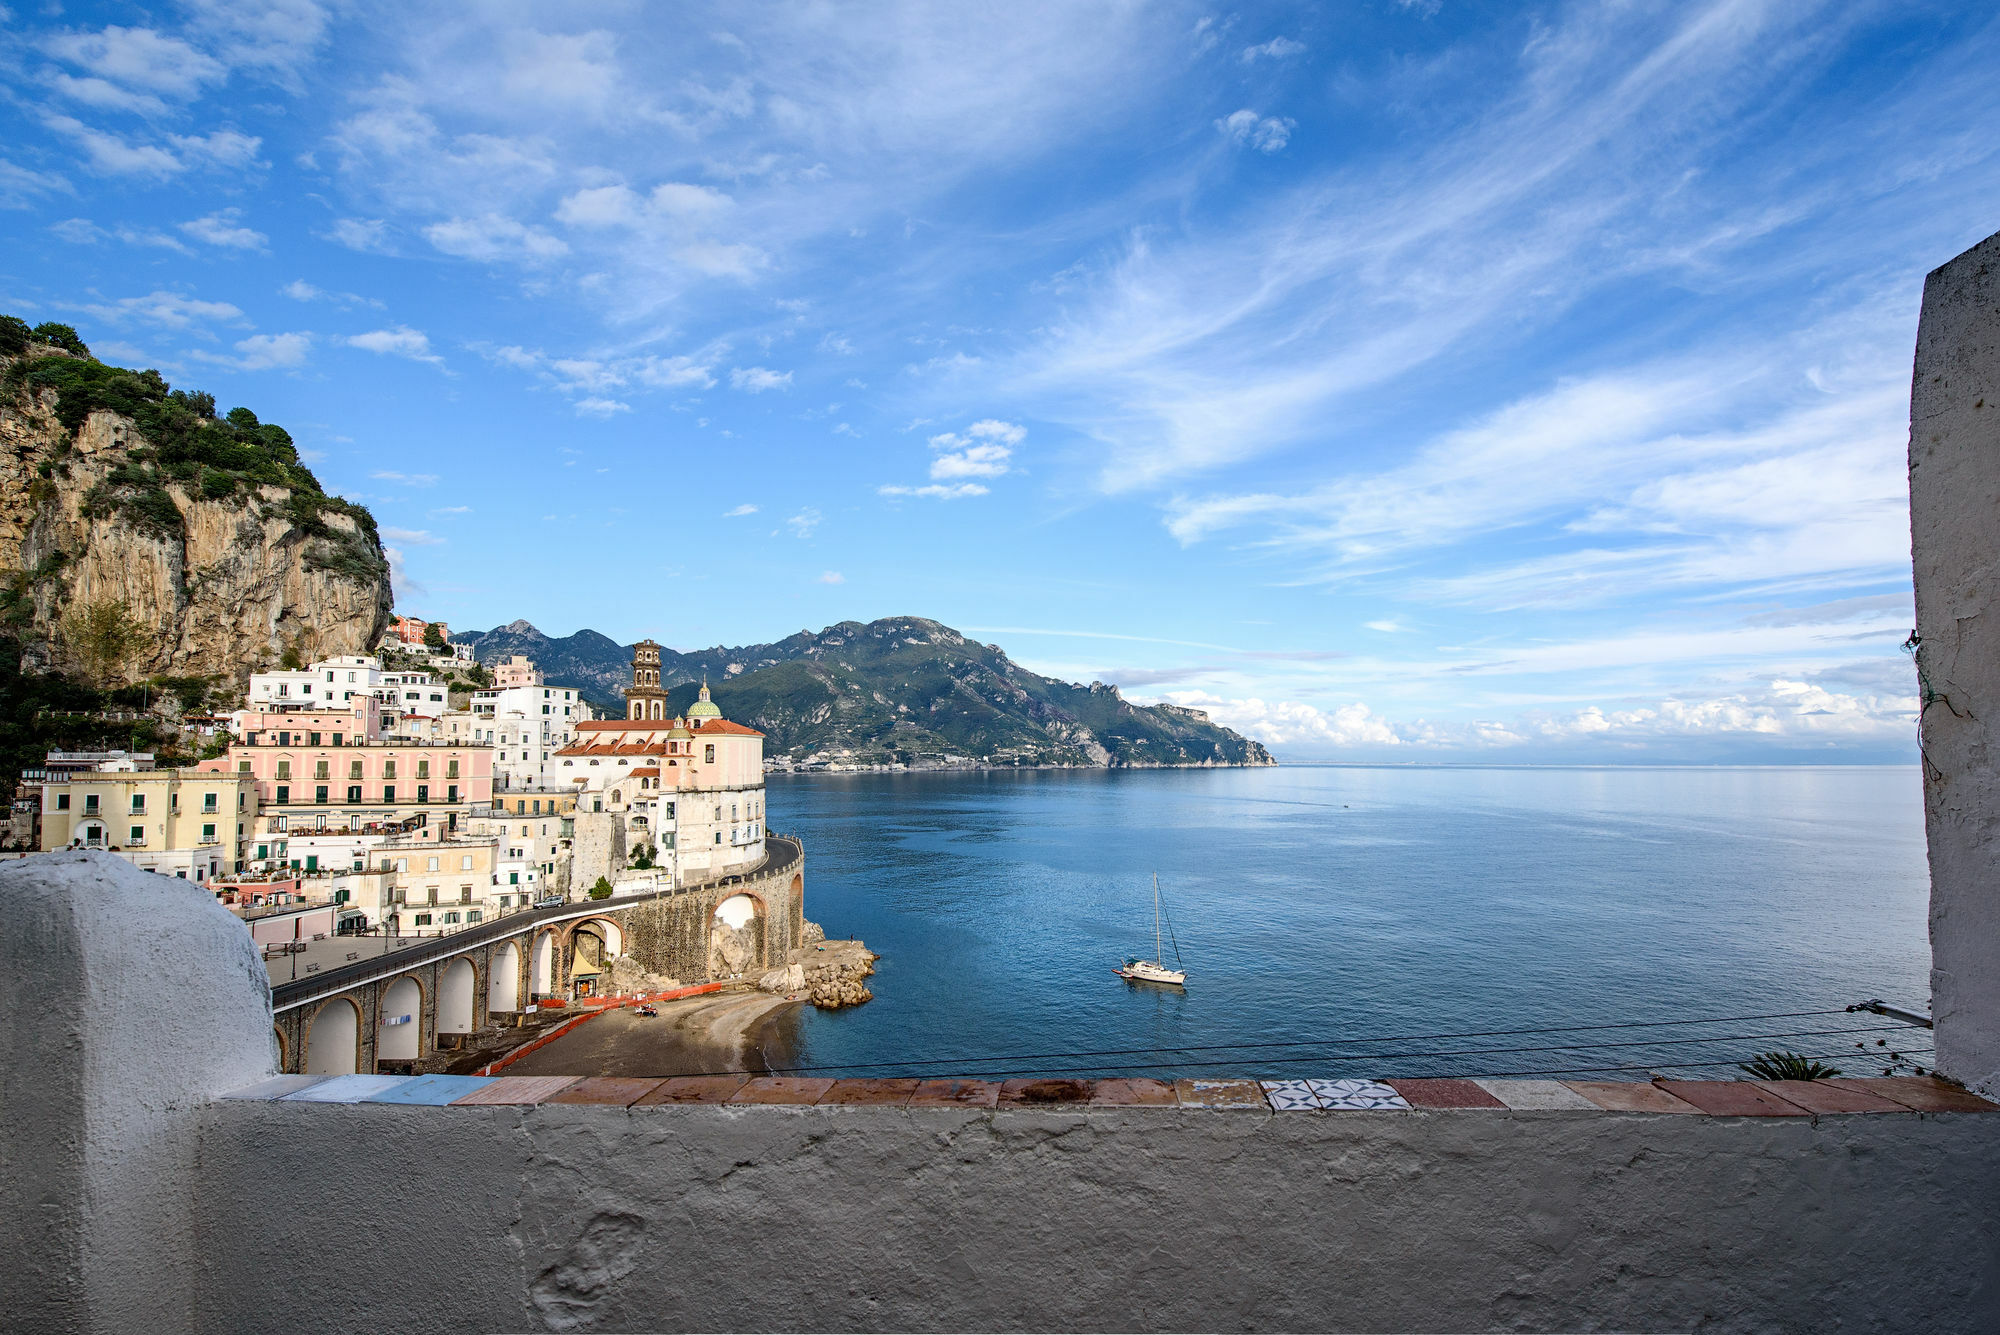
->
{"left": 497, "top": 989, "right": 803, "bottom": 1079}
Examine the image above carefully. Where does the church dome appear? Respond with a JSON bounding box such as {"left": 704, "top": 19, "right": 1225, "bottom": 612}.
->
{"left": 686, "top": 682, "right": 722, "bottom": 719}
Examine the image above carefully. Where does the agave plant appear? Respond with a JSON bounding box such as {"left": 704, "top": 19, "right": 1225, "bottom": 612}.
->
{"left": 1739, "top": 1050, "right": 1842, "bottom": 1081}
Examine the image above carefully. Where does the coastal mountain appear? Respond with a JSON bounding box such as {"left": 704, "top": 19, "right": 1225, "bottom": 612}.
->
{"left": 0, "top": 319, "right": 391, "bottom": 682}
{"left": 460, "top": 615, "right": 1275, "bottom": 768}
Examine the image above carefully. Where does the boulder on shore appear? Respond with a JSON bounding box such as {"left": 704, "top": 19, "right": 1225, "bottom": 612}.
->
{"left": 788, "top": 938, "right": 877, "bottom": 1009}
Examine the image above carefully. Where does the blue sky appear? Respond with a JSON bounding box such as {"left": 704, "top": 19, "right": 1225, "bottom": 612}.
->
{"left": 4, "top": 1, "right": 1998, "bottom": 762}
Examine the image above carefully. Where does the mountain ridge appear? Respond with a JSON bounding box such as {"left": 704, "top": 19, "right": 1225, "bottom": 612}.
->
{"left": 458, "top": 615, "right": 1273, "bottom": 769}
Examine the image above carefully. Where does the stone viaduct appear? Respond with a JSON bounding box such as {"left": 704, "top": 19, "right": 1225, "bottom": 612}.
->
{"left": 269, "top": 836, "right": 804, "bottom": 1075}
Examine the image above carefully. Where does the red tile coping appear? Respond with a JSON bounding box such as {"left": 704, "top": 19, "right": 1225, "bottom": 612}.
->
{"left": 1385, "top": 1078, "right": 1509, "bottom": 1110}
{"left": 997, "top": 1077, "right": 1095, "bottom": 1107}
{"left": 1826, "top": 1076, "right": 2000, "bottom": 1113}
{"left": 1089, "top": 1078, "right": 1178, "bottom": 1107}
{"left": 907, "top": 1079, "right": 1000, "bottom": 1108}
{"left": 450, "top": 1075, "right": 581, "bottom": 1105}
{"left": 545, "top": 1076, "right": 668, "bottom": 1106}
{"left": 1174, "top": 1078, "right": 1267, "bottom": 1108}
{"left": 817, "top": 1078, "right": 922, "bottom": 1106}
{"left": 1651, "top": 1081, "right": 1809, "bottom": 1117}
{"left": 1751, "top": 1080, "right": 1912, "bottom": 1115}
{"left": 633, "top": 1075, "right": 751, "bottom": 1105}
{"left": 1563, "top": 1081, "right": 1704, "bottom": 1114}
{"left": 729, "top": 1076, "right": 838, "bottom": 1105}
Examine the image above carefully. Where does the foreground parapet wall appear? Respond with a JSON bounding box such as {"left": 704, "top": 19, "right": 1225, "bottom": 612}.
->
{"left": 1912, "top": 226, "right": 2000, "bottom": 1098}
{"left": 194, "top": 1093, "right": 2000, "bottom": 1333}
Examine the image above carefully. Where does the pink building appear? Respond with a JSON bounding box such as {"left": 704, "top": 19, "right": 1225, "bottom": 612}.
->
{"left": 196, "top": 741, "right": 493, "bottom": 829}
{"left": 233, "top": 698, "right": 388, "bottom": 745}
{"left": 491, "top": 655, "right": 542, "bottom": 688}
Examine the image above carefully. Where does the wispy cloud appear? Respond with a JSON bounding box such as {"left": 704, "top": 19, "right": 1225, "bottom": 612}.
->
{"left": 371, "top": 470, "right": 440, "bottom": 486}
{"left": 347, "top": 326, "right": 444, "bottom": 365}
{"left": 723, "top": 503, "right": 759, "bottom": 517}
{"left": 731, "top": 365, "right": 791, "bottom": 392}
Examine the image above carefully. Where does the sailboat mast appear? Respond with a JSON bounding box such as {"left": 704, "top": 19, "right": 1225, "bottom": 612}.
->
{"left": 1154, "top": 872, "right": 1162, "bottom": 963}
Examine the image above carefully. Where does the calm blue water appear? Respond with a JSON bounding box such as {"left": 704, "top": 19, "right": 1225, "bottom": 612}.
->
{"left": 765, "top": 766, "right": 1934, "bottom": 1081}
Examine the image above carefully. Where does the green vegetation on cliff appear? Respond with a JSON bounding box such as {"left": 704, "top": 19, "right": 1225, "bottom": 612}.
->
{"left": 3, "top": 314, "right": 381, "bottom": 572}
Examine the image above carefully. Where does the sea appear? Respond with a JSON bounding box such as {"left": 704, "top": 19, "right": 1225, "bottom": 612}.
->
{"left": 760, "top": 765, "right": 1935, "bottom": 1082}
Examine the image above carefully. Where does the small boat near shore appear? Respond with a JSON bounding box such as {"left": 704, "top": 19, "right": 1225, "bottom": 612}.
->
{"left": 1115, "top": 873, "right": 1187, "bottom": 987}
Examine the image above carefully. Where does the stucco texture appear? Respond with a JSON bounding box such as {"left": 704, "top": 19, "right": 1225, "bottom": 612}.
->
{"left": 1911, "top": 227, "right": 2000, "bottom": 1098}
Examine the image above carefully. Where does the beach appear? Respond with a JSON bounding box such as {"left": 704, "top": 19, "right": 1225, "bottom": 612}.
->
{"left": 500, "top": 990, "right": 803, "bottom": 1079}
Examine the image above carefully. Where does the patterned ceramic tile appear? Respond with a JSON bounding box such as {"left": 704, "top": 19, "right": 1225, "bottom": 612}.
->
{"left": 363, "top": 1074, "right": 498, "bottom": 1106}
{"left": 280, "top": 1074, "right": 411, "bottom": 1103}
{"left": 1306, "top": 1078, "right": 1410, "bottom": 1110}
{"left": 1261, "top": 1079, "right": 1322, "bottom": 1111}
{"left": 220, "top": 1075, "right": 328, "bottom": 1100}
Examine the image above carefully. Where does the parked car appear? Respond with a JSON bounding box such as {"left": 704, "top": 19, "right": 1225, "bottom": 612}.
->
{"left": 534, "top": 894, "right": 565, "bottom": 909}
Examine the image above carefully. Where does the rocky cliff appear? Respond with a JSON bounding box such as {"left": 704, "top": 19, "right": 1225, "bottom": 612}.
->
{"left": 0, "top": 341, "right": 391, "bottom": 683}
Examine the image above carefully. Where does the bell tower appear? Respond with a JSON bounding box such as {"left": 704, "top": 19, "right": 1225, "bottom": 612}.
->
{"left": 625, "top": 639, "right": 669, "bottom": 720}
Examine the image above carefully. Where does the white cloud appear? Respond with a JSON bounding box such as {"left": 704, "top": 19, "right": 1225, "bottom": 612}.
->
{"left": 574, "top": 396, "right": 631, "bottom": 417}
{"left": 381, "top": 526, "right": 444, "bottom": 546}
{"left": 1364, "top": 620, "right": 1406, "bottom": 633}
{"left": 723, "top": 504, "right": 759, "bottom": 517}
{"left": 635, "top": 355, "right": 717, "bottom": 389}
{"left": 1165, "top": 692, "right": 1401, "bottom": 748}
{"left": 41, "top": 25, "right": 226, "bottom": 104}
{"left": 430, "top": 505, "right": 472, "bottom": 515}
{"left": 817, "top": 570, "right": 845, "bottom": 584}
{"left": 328, "top": 218, "right": 391, "bottom": 253}
{"left": 180, "top": 208, "right": 266, "bottom": 249}
{"left": 77, "top": 289, "right": 245, "bottom": 329}
{"left": 347, "top": 326, "right": 444, "bottom": 365}
{"left": 423, "top": 214, "right": 569, "bottom": 262}
{"left": 1, "top": 160, "right": 72, "bottom": 208}
{"left": 878, "top": 482, "right": 990, "bottom": 500}
{"left": 1241, "top": 37, "right": 1306, "bottom": 62}
{"left": 731, "top": 366, "right": 792, "bottom": 392}
{"left": 786, "top": 507, "right": 822, "bottom": 538}
{"left": 281, "top": 279, "right": 324, "bottom": 301}
{"left": 227, "top": 331, "right": 310, "bottom": 370}
{"left": 370, "top": 470, "right": 439, "bottom": 486}
{"left": 1215, "top": 109, "right": 1294, "bottom": 153}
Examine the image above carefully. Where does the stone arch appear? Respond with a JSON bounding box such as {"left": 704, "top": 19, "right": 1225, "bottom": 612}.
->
{"left": 438, "top": 958, "right": 476, "bottom": 1036}
{"left": 273, "top": 1024, "right": 290, "bottom": 1072}
{"left": 489, "top": 941, "right": 521, "bottom": 1012}
{"left": 709, "top": 892, "right": 766, "bottom": 979}
{"left": 377, "top": 975, "right": 424, "bottom": 1063}
{"left": 568, "top": 917, "right": 624, "bottom": 997}
{"left": 305, "top": 998, "right": 360, "bottom": 1075}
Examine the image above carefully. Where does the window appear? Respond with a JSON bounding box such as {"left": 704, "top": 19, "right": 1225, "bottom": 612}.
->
{"left": 382, "top": 785, "right": 396, "bottom": 803}
{"left": 416, "top": 785, "right": 429, "bottom": 804}
{"left": 714, "top": 831, "right": 721, "bottom": 844}
{"left": 383, "top": 760, "right": 397, "bottom": 779}
{"left": 414, "top": 913, "right": 432, "bottom": 926}
{"left": 129, "top": 825, "right": 145, "bottom": 844}
{"left": 426, "top": 886, "right": 439, "bottom": 905}
{"left": 394, "top": 858, "right": 408, "bottom": 873}
{"left": 444, "top": 912, "right": 460, "bottom": 924}
{"left": 315, "top": 786, "right": 328, "bottom": 805}
{"left": 278, "top": 732, "right": 291, "bottom": 747}
{"left": 276, "top": 760, "right": 291, "bottom": 780}
{"left": 460, "top": 886, "right": 472, "bottom": 904}
{"left": 349, "top": 760, "right": 363, "bottom": 779}
{"left": 56, "top": 793, "right": 69, "bottom": 811}
{"left": 308, "top": 732, "right": 321, "bottom": 747}
{"left": 532, "top": 800, "right": 542, "bottom": 815}
{"left": 664, "top": 801, "right": 674, "bottom": 819}
{"left": 332, "top": 733, "right": 343, "bottom": 747}
{"left": 202, "top": 792, "right": 218, "bottom": 813}
{"left": 131, "top": 793, "right": 146, "bottom": 814}
{"left": 447, "top": 785, "right": 459, "bottom": 803}
{"left": 427, "top": 856, "right": 440, "bottom": 871}
{"left": 238, "top": 760, "right": 251, "bottom": 773}
{"left": 256, "top": 844, "right": 268, "bottom": 860}
{"left": 275, "top": 786, "right": 289, "bottom": 806}
{"left": 468, "top": 910, "right": 483, "bottom": 923}
{"left": 347, "top": 785, "right": 362, "bottom": 803}
{"left": 417, "top": 760, "right": 430, "bottom": 779}
{"left": 509, "top": 872, "right": 519, "bottom": 885}
{"left": 705, "top": 744, "right": 715, "bottom": 763}
{"left": 542, "top": 704, "right": 550, "bottom": 715}
{"left": 446, "top": 759, "right": 459, "bottom": 779}
{"left": 314, "top": 760, "right": 329, "bottom": 781}
{"left": 201, "top": 823, "right": 216, "bottom": 842}
{"left": 461, "top": 854, "right": 474, "bottom": 870}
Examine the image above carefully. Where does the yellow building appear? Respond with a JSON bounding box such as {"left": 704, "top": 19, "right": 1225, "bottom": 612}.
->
{"left": 40, "top": 769, "right": 261, "bottom": 884}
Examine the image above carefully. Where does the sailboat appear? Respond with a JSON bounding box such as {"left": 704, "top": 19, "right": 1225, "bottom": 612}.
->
{"left": 1114, "top": 873, "right": 1187, "bottom": 986}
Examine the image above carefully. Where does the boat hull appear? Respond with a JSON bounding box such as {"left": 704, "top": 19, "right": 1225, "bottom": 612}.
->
{"left": 1115, "top": 964, "right": 1187, "bottom": 986}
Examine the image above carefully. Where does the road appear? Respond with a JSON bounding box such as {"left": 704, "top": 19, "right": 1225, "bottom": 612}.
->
{"left": 501, "top": 991, "right": 804, "bottom": 1078}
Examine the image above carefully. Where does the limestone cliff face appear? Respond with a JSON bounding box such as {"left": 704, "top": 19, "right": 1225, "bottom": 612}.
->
{"left": 1, "top": 372, "right": 391, "bottom": 682}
